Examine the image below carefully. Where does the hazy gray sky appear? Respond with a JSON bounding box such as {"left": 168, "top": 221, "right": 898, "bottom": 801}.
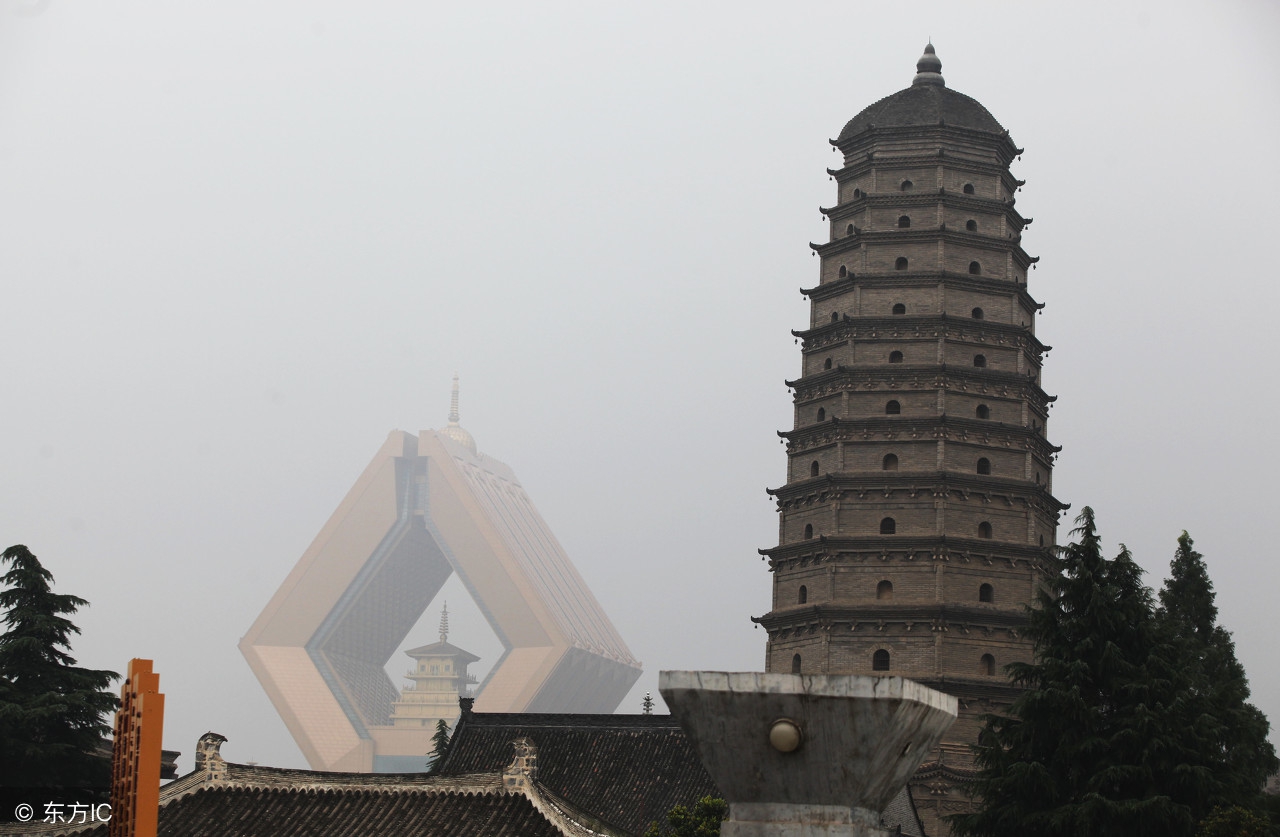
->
{"left": 1, "top": 1, "right": 1277, "bottom": 772}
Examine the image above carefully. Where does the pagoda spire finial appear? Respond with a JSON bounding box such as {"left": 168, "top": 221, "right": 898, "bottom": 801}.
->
{"left": 448, "top": 373, "right": 461, "bottom": 425}
{"left": 439, "top": 602, "right": 449, "bottom": 643}
{"left": 913, "top": 41, "right": 945, "bottom": 87}
{"left": 439, "top": 373, "right": 478, "bottom": 454}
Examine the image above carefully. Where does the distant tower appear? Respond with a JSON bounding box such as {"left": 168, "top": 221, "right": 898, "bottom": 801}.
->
{"left": 755, "top": 44, "right": 1066, "bottom": 834}
{"left": 242, "top": 376, "right": 642, "bottom": 773}
{"left": 390, "top": 604, "right": 479, "bottom": 729}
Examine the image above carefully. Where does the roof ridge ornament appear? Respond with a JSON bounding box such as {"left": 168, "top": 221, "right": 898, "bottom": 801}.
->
{"left": 913, "top": 42, "right": 945, "bottom": 87}
{"left": 439, "top": 602, "right": 450, "bottom": 643}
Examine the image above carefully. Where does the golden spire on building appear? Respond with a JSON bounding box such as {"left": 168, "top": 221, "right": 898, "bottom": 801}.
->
{"left": 439, "top": 373, "right": 478, "bottom": 455}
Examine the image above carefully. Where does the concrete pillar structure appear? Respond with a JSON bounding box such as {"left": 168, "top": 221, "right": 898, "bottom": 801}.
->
{"left": 661, "top": 671, "right": 957, "bottom": 837}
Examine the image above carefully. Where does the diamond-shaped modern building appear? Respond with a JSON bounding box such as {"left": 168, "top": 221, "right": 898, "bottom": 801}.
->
{"left": 241, "top": 380, "right": 642, "bottom": 771}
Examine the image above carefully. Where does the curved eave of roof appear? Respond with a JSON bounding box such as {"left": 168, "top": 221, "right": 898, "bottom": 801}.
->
{"left": 799, "top": 274, "right": 1046, "bottom": 310}
{"left": 404, "top": 640, "right": 482, "bottom": 664}
{"left": 764, "top": 471, "right": 1068, "bottom": 508}
{"left": 792, "top": 315, "right": 1049, "bottom": 355}
{"left": 757, "top": 602, "right": 1032, "bottom": 629}
{"left": 836, "top": 83, "right": 1007, "bottom": 143}
{"left": 756, "top": 535, "right": 1055, "bottom": 561}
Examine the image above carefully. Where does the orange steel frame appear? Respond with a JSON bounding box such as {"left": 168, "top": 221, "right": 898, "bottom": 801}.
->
{"left": 108, "top": 659, "right": 164, "bottom": 837}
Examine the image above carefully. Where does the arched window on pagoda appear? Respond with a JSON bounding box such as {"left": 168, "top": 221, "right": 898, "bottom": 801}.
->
{"left": 979, "top": 583, "right": 994, "bottom": 603}
{"left": 892, "top": 303, "right": 906, "bottom": 315}
{"left": 980, "top": 654, "right": 996, "bottom": 676}
{"left": 895, "top": 257, "right": 909, "bottom": 270}
{"left": 973, "top": 354, "right": 987, "bottom": 368}
{"left": 971, "top": 307, "right": 984, "bottom": 319}
{"left": 969, "top": 261, "right": 982, "bottom": 275}
{"left": 839, "top": 265, "right": 848, "bottom": 278}
{"left": 798, "top": 585, "right": 808, "bottom": 605}
{"left": 889, "top": 351, "right": 904, "bottom": 364}
{"left": 898, "top": 215, "right": 911, "bottom": 228}
{"left": 792, "top": 654, "right": 802, "bottom": 674}
{"left": 978, "top": 521, "right": 993, "bottom": 539}
{"left": 803, "top": 524, "right": 813, "bottom": 539}
{"left": 824, "top": 357, "right": 833, "bottom": 370}
{"left": 882, "top": 454, "right": 898, "bottom": 471}
{"left": 900, "top": 180, "right": 913, "bottom": 192}
{"left": 963, "top": 183, "right": 975, "bottom": 195}
{"left": 877, "top": 580, "right": 893, "bottom": 600}
{"left": 880, "top": 517, "right": 896, "bottom": 535}
{"left": 816, "top": 407, "right": 826, "bottom": 422}
{"left": 976, "top": 404, "right": 990, "bottom": 419}
{"left": 872, "top": 650, "right": 890, "bottom": 671}
{"left": 977, "top": 457, "right": 991, "bottom": 475}
{"left": 966, "top": 219, "right": 978, "bottom": 232}
{"left": 810, "top": 461, "right": 820, "bottom": 478}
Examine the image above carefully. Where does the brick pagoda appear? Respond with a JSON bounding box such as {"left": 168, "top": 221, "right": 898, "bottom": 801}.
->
{"left": 755, "top": 44, "right": 1067, "bottom": 834}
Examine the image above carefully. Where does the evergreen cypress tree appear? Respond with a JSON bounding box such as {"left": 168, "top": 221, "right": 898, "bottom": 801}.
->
{"left": 950, "top": 508, "right": 1191, "bottom": 837}
{"left": 1153, "top": 533, "right": 1277, "bottom": 818}
{"left": 0, "top": 545, "right": 117, "bottom": 789}
{"left": 428, "top": 718, "right": 451, "bottom": 773}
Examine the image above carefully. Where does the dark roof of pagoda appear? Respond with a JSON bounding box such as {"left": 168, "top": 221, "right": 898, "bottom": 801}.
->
{"left": 839, "top": 83, "right": 1005, "bottom": 139}
{"left": 403, "top": 639, "right": 480, "bottom": 663}
{"left": 439, "top": 711, "right": 716, "bottom": 836}
{"left": 838, "top": 45, "right": 1006, "bottom": 141}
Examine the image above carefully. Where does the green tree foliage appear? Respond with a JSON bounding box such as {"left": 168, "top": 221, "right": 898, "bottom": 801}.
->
{"left": 951, "top": 512, "right": 1278, "bottom": 837}
{"left": 644, "top": 796, "right": 727, "bottom": 837}
{"left": 0, "top": 545, "right": 118, "bottom": 789}
{"left": 428, "top": 718, "right": 451, "bottom": 773}
{"left": 1196, "top": 805, "right": 1271, "bottom": 837}
{"left": 1154, "top": 532, "right": 1278, "bottom": 815}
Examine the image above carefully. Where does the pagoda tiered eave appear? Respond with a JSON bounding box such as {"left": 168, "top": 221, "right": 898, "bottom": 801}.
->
{"left": 824, "top": 154, "right": 1022, "bottom": 187}
{"left": 784, "top": 365, "right": 1058, "bottom": 411}
{"left": 792, "top": 315, "right": 1050, "bottom": 356}
{"left": 799, "top": 273, "right": 1046, "bottom": 308}
{"left": 754, "top": 601, "right": 1032, "bottom": 633}
{"left": 757, "top": 531, "right": 1052, "bottom": 562}
{"left": 820, "top": 191, "right": 1031, "bottom": 228}
{"left": 764, "top": 471, "right": 1067, "bottom": 512}
{"left": 831, "top": 122, "right": 1020, "bottom": 164}
{"left": 776, "top": 415, "right": 1060, "bottom": 457}
{"left": 809, "top": 231, "right": 1038, "bottom": 271}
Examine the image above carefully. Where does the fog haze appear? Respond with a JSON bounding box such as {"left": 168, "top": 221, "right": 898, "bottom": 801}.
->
{"left": 1, "top": 0, "right": 1277, "bottom": 771}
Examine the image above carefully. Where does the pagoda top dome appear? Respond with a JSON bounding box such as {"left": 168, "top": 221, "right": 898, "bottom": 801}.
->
{"left": 837, "top": 43, "right": 1006, "bottom": 142}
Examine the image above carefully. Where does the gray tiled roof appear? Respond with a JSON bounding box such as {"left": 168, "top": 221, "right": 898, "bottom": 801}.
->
{"left": 441, "top": 711, "right": 716, "bottom": 835}
{"left": 838, "top": 84, "right": 1005, "bottom": 140}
